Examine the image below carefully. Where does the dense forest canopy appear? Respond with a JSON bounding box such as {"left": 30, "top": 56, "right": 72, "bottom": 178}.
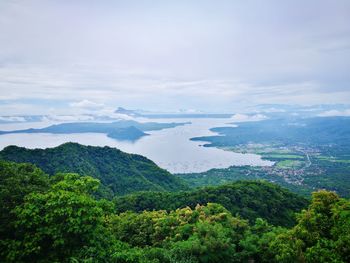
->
{"left": 114, "top": 180, "right": 308, "bottom": 227}
{"left": 0, "top": 143, "right": 188, "bottom": 197}
{"left": 0, "top": 160, "right": 349, "bottom": 262}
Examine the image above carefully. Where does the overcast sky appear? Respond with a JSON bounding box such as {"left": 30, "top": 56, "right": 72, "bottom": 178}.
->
{"left": 0, "top": 0, "right": 350, "bottom": 115}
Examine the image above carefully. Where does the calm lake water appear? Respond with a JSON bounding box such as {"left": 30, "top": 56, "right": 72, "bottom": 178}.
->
{"left": 0, "top": 118, "right": 273, "bottom": 173}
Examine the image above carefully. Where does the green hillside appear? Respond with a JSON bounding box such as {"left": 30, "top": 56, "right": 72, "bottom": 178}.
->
{"left": 1, "top": 161, "right": 349, "bottom": 262}
{"left": 0, "top": 143, "right": 188, "bottom": 196}
{"left": 114, "top": 180, "right": 309, "bottom": 227}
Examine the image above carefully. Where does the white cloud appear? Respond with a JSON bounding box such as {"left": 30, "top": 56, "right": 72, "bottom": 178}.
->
{"left": 318, "top": 109, "right": 350, "bottom": 117}
{"left": 0, "top": 102, "right": 49, "bottom": 115}
{"left": 0, "top": 1, "right": 350, "bottom": 114}
{"left": 0, "top": 116, "right": 26, "bottom": 122}
{"left": 177, "top": 109, "right": 203, "bottom": 114}
{"left": 70, "top": 100, "right": 104, "bottom": 111}
{"left": 230, "top": 113, "right": 268, "bottom": 122}
{"left": 259, "top": 108, "right": 286, "bottom": 113}
{"left": 43, "top": 115, "right": 95, "bottom": 122}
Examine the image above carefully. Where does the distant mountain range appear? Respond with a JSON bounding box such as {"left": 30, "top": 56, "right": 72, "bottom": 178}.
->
{"left": 0, "top": 114, "right": 121, "bottom": 123}
{"left": 115, "top": 107, "right": 233, "bottom": 118}
{"left": 1, "top": 104, "right": 349, "bottom": 124}
{"left": 191, "top": 116, "right": 350, "bottom": 148}
{"left": 0, "top": 120, "right": 189, "bottom": 141}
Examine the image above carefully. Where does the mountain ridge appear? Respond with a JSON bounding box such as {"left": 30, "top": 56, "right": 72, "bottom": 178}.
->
{"left": 0, "top": 142, "right": 189, "bottom": 196}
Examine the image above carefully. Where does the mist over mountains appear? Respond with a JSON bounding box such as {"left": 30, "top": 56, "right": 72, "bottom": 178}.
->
{"left": 1, "top": 103, "right": 350, "bottom": 124}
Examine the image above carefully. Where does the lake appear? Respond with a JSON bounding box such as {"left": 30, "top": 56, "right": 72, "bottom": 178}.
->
{"left": 0, "top": 118, "right": 273, "bottom": 173}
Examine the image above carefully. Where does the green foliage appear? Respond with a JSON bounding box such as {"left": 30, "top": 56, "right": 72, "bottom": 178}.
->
{"left": 111, "top": 189, "right": 349, "bottom": 263}
{"left": 109, "top": 203, "right": 249, "bottom": 262}
{"left": 0, "top": 143, "right": 189, "bottom": 197}
{"left": 238, "top": 218, "right": 287, "bottom": 262}
{"left": 270, "top": 190, "right": 350, "bottom": 262}
{"left": 0, "top": 158, "right": 349, "bottom": 262}
{"left": 2, "top": 173, "right": 116, "bottom": 262}
{"left": 114, "top": 180, "right": 309, "bottom": 227}
{"left": 0, "top": 161, "right": 49, "bottom": 240}
{"left": 176, "top": 165, "right": 314, "bottom": 197}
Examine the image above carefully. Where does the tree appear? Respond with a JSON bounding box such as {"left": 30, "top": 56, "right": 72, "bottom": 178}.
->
{"left": 269, "top": 190, "right": 350, "bottom": 262}
{"left": 3, "top": 173, "right": 115, "bottom": 262}
{"left": 109, "top": 203, "right": 249, "bottom": 263}
{"left": 238, "top": 218, "right": 287, "bottom": 262}
{"left": 0, "top": 161, "right": 49, "bottom": 241}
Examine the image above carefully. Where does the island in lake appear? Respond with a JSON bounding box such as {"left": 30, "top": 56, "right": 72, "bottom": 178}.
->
{"left": 0, "top": 120, "right": 190, "bottom": 141}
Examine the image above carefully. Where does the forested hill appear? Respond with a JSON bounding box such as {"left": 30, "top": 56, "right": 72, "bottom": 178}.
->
{"left": 114, "top": 180, "right": 309, "bottom": 227}
{"left": 0, "top": 143, "right": 188, "bottom": 196}
{"left": 1, "top": 160, "right": 349, "bottom": 262}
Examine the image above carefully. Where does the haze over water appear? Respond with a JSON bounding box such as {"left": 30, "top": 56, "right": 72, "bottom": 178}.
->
{"left": 0, "top": 118, "right": 273, "bottom": 173}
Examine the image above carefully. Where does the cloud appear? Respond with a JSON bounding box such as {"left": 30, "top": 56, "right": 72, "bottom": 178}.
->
{"left": 318, "top": 109, "right": 350, "bottom": 117}
{"left": 0, "top": 1, "right": 350, "bottom": 114}
{"left": 257, "top": 107, "right": 286, "bottom": 113}
{"left": 230, "top": 113, "right": 268, "bottom": 122}
{"left": 0, "top": 116, "right": 26, "bottom": 122}
{"left": 43, "top": 115, "right": 95, "bottom": 122}
{"left": 68, "top": 100, "right": 136, "bottom": 120}
{"left": 70, "top": 100, "right": 104, "bottom": 111}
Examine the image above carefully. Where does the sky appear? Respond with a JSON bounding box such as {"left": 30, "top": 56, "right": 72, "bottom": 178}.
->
{"left": 0, "top": 0, "right": 350, "bottom": 115}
